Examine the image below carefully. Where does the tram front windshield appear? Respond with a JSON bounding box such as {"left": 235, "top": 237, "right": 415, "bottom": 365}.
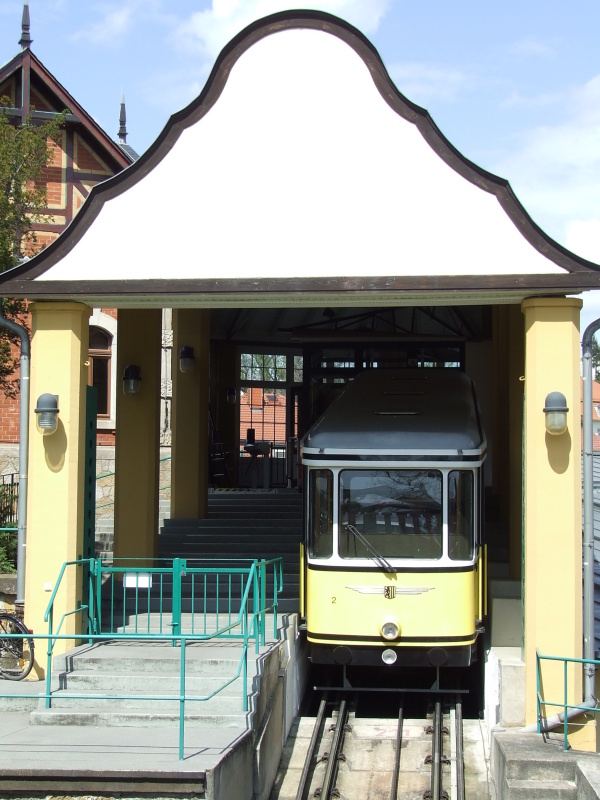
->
{"left": 338, "top": 468, "right": 474, "bottom": 561}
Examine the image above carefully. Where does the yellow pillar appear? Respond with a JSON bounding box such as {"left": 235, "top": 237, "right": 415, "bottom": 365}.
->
{"left": 114, "top": 309, "right": 161, "bottom": 561}
{"left": 522, "top": 297, "right": 593, "bottom": 748}
{"left": 26, "top": 301, "right": 91, "bottom": 667}
{"left": 171, "top": 309, "right": 210, "bottom": 518}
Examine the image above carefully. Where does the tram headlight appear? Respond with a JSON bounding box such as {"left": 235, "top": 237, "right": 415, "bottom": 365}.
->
{"left": 380, "top": 617, "right": 400, "bottom": 641}
{"left": 382, "top": 648, "right": 397, "bottom": 665}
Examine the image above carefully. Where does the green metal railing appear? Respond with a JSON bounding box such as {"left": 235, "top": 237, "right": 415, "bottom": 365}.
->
{"left": 0, "top": 555, "right": 283, "bottom": 759}
{"left": 536, "top": 650, "right": 599, "bottom": 749}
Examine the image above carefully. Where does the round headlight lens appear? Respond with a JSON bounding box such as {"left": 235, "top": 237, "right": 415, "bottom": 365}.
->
{"left": 382, "top": 648, "right": 397, "bottom": 665}
{"left": 381, "top": 619, "right": 399, "bottom": 640}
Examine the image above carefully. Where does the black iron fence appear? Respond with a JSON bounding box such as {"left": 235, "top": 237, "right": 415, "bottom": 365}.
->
{"left": 0, "top": 474, "right": 18, "bottom": 527}
{"left": 0, "top": 474, "right": 18, "bottom": 572}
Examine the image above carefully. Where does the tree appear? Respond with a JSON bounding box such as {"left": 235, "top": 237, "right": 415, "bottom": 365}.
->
{"left": 0, "top": 97, "right": 67, "bottom": 396}
{"left": 592, "top": 336, "right": 600, "bottom": 382}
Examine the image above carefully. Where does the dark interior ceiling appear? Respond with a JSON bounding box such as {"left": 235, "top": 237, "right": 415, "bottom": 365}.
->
{"left": 209, "top": 304, "right": 488, "bottom": 346}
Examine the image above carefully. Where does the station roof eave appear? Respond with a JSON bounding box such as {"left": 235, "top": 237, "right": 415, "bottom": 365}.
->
{"left": 1, "top": 10, "right": 599, "bottom": 311}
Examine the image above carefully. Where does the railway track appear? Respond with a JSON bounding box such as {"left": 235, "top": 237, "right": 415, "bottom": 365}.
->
{"left": 272, "top": 693, "right": 469, "bottom": 800}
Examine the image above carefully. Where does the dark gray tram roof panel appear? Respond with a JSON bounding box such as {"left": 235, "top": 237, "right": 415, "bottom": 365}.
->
{"left": 302, "top": 369, "right": 486, "bottom": 457}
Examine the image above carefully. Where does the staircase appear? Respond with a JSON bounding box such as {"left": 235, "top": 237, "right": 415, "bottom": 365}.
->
{"left": 158, "top": 492, "right": 302, "bottom": 614}
{"left": 30, "top": 640, "right": 256, "bottom": 729}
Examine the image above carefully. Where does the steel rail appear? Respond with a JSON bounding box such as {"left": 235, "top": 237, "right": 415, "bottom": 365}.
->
{"left": 424, "top": 700, "right": 449, "bottom": 800}
{"left": 319, "top": 697, "right": 349, "bottom": 800}
{"left": 295, "top": 693, "right": 328, "bottom": 800}
{"left": 455, "top": 697, "right": 465, "bottom": 800}
{"left": 389, "top": 702, "right": 404, "bottom": 800}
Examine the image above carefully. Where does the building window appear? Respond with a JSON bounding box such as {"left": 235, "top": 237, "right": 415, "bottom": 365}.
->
{"left": 239, "top": 352, "right": 301, "bottom": 450}
{"left": 88, "top": 326, "right": 112, "bottom": 417}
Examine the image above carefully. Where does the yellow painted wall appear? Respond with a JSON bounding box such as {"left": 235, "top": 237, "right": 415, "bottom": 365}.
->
{"left": 171, "top": 309, "right": 210, "bottom": 518}
{"left": 26, "top": 301, "right": 91, "bottom": 670}
{"left": 114, "top": 309, "right": 162, "bottom": 561}
{"left": 521, "top": 297, "right": 591, "bottom": 747}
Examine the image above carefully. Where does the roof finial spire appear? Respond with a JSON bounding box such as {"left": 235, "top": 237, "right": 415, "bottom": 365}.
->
{"left": 118, "top": 94, "right": 127, "bottom": 144}
{"left": 19, "top": 2, "right": 32, "bottom": 50}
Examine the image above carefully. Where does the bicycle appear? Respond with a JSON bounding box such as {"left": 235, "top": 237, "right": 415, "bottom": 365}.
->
{"left": 0, "top": 612, "right": 34, "bottom": 680}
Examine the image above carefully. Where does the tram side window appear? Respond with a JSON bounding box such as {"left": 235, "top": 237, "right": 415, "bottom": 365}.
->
{"left": 448, "top": 471, "right": 475, "bottom": 560}
{"left": 308, "top": 470, "right": 333, "bottom": 558}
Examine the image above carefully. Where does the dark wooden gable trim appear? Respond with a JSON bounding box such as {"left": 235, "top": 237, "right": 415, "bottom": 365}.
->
{"left": 1, "top": 9, "right": 599, "bottom": 292}
{"left": 0, "top": 49, "right": 131, "bottom": 170}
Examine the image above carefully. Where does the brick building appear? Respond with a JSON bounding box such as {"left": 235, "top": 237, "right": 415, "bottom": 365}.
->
{"left": 0, "top": 3, "right": 136, "bottom": 450}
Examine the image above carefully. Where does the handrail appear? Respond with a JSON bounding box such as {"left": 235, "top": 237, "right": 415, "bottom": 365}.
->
{"left": 536, "top": 650, "right": 600, "bottom": 749}
{"left": 37, "top": 555, "right": 284, "bottom": 758}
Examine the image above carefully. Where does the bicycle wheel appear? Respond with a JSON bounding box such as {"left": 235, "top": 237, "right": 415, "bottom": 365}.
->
{"left": 0, "top": 613, "right": 34, "bottom": 680}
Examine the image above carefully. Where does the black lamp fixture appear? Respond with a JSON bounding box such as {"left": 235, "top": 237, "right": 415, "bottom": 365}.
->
{"left": 226, "top": 386, "right": 237, "bottom": 405}
{"left": 123, "top": 364, "right": 141, "bottom": 395}
{"left": 543, "top": 391, "right": 568, "bottom": 435}
{"left": 179, "top": 346, "right": 195, "bottom": 373}
{"left": 34, "top": 393, "right": 59, "bottom": 435}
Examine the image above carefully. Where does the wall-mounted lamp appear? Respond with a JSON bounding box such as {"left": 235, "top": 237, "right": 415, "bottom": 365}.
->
{"left": 34, "top": 393, "right": 59, "bottom": 435}
{"left": 179, "top": 346, "right": 195, "bottom": 373}
{"left": 122, "top": 364, "right": 141, "bottom": 395}
{"left": 226, "top": 386, "right": 237, "bottom": 405}
{"left": 543, "top": 391, "right": 569, "bottom": 435}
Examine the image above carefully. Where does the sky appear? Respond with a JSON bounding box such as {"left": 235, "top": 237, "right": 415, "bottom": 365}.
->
{"left": 1, "top": 0, "right": 600, "bottom": 331}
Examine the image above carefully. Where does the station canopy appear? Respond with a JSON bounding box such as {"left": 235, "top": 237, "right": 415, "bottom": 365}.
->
{"left": 1, "top": 10, "right": 600, "bottom": 310}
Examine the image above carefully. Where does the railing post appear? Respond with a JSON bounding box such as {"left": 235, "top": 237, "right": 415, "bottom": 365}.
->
{"left": 45, "top": 609, "right": 53, "bottom": 709}
{"left": 171, "top": 558, "right": 185, "bottom": 647}
{"left": 252, "top": 560, "right": 260, "bottom": 654}
{"left": 179, "top": 635, "right": 186, "bottom": 759}
{"left": 260, "top": 560, "right": 266, "bottom": 648}
{"left": 564, "top": 659, "right": 569, "bottom": 750}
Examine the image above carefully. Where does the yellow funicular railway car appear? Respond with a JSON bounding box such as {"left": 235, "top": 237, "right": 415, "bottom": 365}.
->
{"left": 300, "top": 368, "right": 487, "bottom": 672}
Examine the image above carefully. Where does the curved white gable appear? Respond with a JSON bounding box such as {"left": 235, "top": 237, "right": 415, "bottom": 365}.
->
{"left": 38, "top": 27, "right": 562, "bottom": 283}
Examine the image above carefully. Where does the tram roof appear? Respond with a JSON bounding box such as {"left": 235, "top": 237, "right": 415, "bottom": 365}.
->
{"left": 302, "top": 369, "right": 486, "bottom": 457}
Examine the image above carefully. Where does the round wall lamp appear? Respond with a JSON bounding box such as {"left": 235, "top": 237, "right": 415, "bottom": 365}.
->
{"left": 122, "top": 364, "right": 141, "bottom": 395}
{"left": 34, "top": 393, "right": 59, "bottom": 435}
{"left": 179, "top": 346, "right": 195, "bottom": 373}
{"left": 543, "top": 391, "right": 568, "bottom": 435}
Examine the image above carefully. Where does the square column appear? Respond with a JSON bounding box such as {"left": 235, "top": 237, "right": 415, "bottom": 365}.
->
{"left": 171, "top": 309, "right": 210, "bottom": 518}
{"left": 521, "top": 297, "right": 592, "bottom": 746}
{"left": 114, "top": 309, "right": 162, "bottom": 561}
{"left": 26, "top": 301, "right": 91, "bottom": 664}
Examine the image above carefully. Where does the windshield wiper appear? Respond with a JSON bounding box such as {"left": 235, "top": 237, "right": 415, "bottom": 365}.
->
{"left": 343, "top": 523, "right": 396, "bottom": 574}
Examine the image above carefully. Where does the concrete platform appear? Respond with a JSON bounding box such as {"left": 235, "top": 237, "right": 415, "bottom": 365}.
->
{"left": 0, "top": 614, "right": 310, "bottom": 800}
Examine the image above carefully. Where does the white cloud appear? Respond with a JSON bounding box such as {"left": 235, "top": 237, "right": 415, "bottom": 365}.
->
{"left": 566, "top": 220, "right": 600, "bottom": 264}
{"left": 72, "top": 5, "right": 133, "bottom": 44}
{"left": 491, "top": 75, "right": 600, "bottom": 243}
{"left": 72, "top": 0, "right": 165, "bottom": 46}
{"left": 507, "top": 36, "right": 557, "bottom": 58}
{"left": 387, "top": 62, "right": 471, "bottom": 104}
{"left": 173, "top": 0, "right": 391, "bottom": 59}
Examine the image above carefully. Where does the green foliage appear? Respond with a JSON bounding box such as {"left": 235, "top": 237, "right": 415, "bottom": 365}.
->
{"left": 592, "top": 336, "right": 600, "bottom": 382}
{"left": 0, "top": 530, "right": 16, "bottom": 574}
{"left": 0, "top": 484, "right": 17, "bottom": 573}
{"left": 0, "top": 98, "right": 67, "bottom": 396}
{"left": 0, "top": 97, "right": 66, "bottom": 272}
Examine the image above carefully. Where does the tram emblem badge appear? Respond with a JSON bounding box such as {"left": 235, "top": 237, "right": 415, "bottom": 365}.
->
{"left": 384, "top": 586, "right": 396, "bottom": 599}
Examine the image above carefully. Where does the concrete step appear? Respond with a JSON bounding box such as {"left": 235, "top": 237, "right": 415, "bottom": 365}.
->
{"left": 41, "top": 691, "right": 246, "bottom": 714}
{"left": 30, "top": 708, "right": 248, "bottom": 728}
{"left": 504, "top": 778, "right": 576, "bottom": 799}
{"left": 53, "top": 644, "right": 258, "bottom": 676}
{"left": 51, "top": 672, "right": 244, "bottom": 695}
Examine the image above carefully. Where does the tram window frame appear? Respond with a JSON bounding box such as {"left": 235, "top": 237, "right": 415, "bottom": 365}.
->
{"left": 308, "top": 469, "right": 333, "bottom": 558}
{"left": 448, "top": 470, "right": 475, "bottom": 561}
